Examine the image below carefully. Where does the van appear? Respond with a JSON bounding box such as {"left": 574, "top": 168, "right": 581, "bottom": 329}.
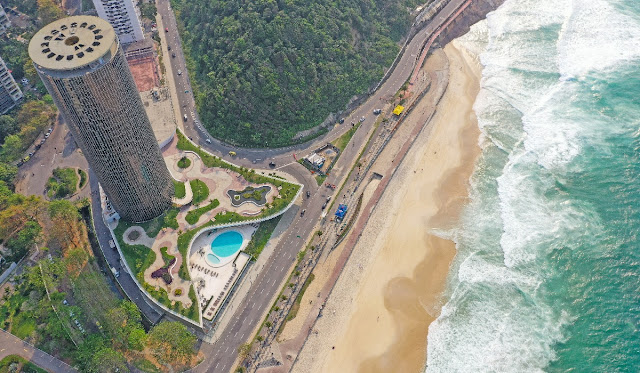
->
{"left": 183, "top": 114, "right": 188, "bottom": 121}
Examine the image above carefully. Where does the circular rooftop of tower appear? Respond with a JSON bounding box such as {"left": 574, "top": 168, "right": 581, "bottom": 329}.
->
{"left": 28, "top": 16, "right": 116, "bottom": 71}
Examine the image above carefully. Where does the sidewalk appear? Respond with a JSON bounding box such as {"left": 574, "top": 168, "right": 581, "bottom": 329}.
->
{"left": 0, "top": 329, "right": 77, "bottom": 373}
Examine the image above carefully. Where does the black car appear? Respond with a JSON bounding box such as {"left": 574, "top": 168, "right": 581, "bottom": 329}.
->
{"left": 300, "top": 209, "right": 306, "bottom": 217}
{"left": 172, "top": 53, "right": 176, "bottom": 58}
{"left": 306, "top": 191, "right": 311, "bottom": 198}
{"left": 168, "top": 45, "right": 172, "bottom": 51}
{"left": 321, "top": 202, "right": 327, "bottom": 210}
{"left": 269, "top": 161, "right": 276, "bottom": 168}
{"left": 339, "top": 118, "right": 345, "bottom": 124}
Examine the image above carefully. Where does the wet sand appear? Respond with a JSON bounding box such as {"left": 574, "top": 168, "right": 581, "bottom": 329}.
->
{"left": 293, "top": 40, "right": 482, "bottom": 373}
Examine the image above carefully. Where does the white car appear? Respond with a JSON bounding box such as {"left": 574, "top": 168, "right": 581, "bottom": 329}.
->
{"left": 177, "top": 70, "right": 182, "bottom": 75}
{"left": 359, "top": 116, "right": 365, "bottom": 122}
{"left": 205, "top": 138, "right": 212, "bottom": 144}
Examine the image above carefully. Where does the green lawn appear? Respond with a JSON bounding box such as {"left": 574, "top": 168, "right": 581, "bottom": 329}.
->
{"left": 173, "top": 180, "right": 186, "bottom": 199}
{"left": 332, "top": 123, "right": 360, "bottom": 151}
{"left": 243, "top": 215, "right": 282, "bottom": 259}
{"left": 185, "top": 199, "right": 220, "bottom": 225}
{"left": 118, "top": 206, "right": 180, "bottom": 239}
{"left": 114, "top": 221, "right": 156, "bottom": 283}
{"left": 189, "top": 179, "right": 209, "bottom": 205}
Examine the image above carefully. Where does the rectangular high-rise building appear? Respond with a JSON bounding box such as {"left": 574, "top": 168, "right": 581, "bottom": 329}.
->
{"left": 0, "top": 5, "right": 11, "bottom": 36}
{"left": 92, "top": 0, "right": 144, "bottom": 44}
{"left": 0, "top": 57, "right": 23, "bottom": 114}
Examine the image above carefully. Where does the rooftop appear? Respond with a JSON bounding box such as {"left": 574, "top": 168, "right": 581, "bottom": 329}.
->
{"left": 28, "top": 16, "right": 116, "bottom": 71}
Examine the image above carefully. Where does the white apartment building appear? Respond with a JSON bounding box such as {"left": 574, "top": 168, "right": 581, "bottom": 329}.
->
{"left": 92, "top": 0, "right": 144, "bottom": 44}
{"left": 0, "top": 5, "right": 11, "bottom": 36}
{"left": 0, "top": 57, "right": 23, "bottom": 114}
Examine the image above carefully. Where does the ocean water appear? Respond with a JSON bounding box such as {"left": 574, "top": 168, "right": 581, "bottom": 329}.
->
{"left": 426, "top": 0, "right": 640, "bottom": 371}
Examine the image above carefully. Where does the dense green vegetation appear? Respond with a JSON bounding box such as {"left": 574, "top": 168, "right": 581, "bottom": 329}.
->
{"left": 185, "top": 198, "right": 220, "bottom": 225}
{"left": 173, "top": 180, "right": 186, "bottom": 199}
{"left": 46, "top": 167, "right": 79, "bottom": 199}
{"left": 173, "top": 0, "right": 422, "bottom": 147}
{"left": 189, "top": 179, "right": 209, "bottom": 205}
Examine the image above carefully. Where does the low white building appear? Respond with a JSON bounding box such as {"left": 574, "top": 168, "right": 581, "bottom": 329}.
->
{"left": 92, "top": 0, "right": 144, "bottom": 44}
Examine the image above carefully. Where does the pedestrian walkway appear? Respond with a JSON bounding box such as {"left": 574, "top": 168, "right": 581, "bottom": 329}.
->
{"left": 0, "top": 329, "right": 77, "bottom": 373}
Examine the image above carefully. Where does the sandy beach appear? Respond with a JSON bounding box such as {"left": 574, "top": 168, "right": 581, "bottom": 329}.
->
{"left": 292, "top": 40, "right": 482, "bottom": 373}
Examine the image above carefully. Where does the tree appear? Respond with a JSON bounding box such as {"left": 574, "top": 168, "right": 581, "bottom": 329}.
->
{"left": 2, "top": 134, "right": 23, "bottom": 161}
{"left": 147, "top": 321, "right": 196, "bottom": 365}
{"left": 0, "top": 162, "right": 17, "bottom": 185}
{"left": 237, "top": 343, "right": 251, "bottom": 360}
{"left": 127, "top": 327, "right": 147, "bottom": 351}
{"left": 37, "top": 0, "right": 64, "bottom": 25}
{"left": 0, "top": 115, "right": 18, "bottom": 143}
{"left": 87, "top": 347, "right": 129, "bottom": 373}
{"left": 48, "top": 199, "right": 84, "bottom": 251}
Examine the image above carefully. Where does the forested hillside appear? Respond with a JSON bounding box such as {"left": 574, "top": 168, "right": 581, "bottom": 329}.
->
{"left": 175, "top": 0, "right": 423, "bottom": 147}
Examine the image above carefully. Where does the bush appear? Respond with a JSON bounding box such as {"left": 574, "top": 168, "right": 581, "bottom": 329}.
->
{"left": 177, "top": 156, "right": 191, "bottom": 169}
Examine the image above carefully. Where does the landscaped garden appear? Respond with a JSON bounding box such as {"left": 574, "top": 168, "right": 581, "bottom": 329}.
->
{"left": 227, "top": 185, "right": 270, "bottom": 207}
{"left": 110, "top": 130, "right": 302, "bottom": 324}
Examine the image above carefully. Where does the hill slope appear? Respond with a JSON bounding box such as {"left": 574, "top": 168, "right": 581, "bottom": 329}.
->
{"left": 175, "top": 0, "right": 422, "bottom": 147}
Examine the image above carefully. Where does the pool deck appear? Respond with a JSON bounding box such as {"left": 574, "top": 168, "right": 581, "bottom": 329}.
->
{"left": 189, "top": 226, "right": 256, "bottom": 320}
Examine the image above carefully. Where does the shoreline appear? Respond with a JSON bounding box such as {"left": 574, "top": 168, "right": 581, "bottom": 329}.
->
{"left": 292, "top": 41, "right": 483, "bottom": 373}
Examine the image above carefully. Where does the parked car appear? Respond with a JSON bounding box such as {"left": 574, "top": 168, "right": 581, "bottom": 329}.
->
{"left": 45, "top": 133, "right": 50, "bottom": 138}
{"left": 321, "top": 202, "right": 328, "bottom": 210}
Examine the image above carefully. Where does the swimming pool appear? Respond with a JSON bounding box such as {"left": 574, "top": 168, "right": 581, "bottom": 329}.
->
{"left": 210, "top": 231, "right": 243, "bottom": 257}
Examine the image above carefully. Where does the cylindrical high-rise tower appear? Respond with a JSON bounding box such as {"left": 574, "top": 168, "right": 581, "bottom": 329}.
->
{"left": 29, "top": 16, "right": 173, "bottom": 222}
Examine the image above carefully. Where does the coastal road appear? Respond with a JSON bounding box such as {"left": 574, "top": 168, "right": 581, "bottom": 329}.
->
{"left": 154, "top": 0, "right": 473, "bottom": 371}
{"left": 0, "top": 329, "right": 77, "bottom": 373}
{"left": 155, "top": 0, "right": 468, "bottom": 171}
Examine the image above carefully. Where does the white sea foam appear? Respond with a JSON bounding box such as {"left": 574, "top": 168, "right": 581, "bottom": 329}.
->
{"left": 557, "top": 0, "right": 640, "bottom": 78}
{"left": 425, "top": 0, "right": 627, "bottom": 371}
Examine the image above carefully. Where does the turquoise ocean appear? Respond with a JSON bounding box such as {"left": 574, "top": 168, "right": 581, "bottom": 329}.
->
{"left": 426, "top": 0, "right": 640, "bottom": 371}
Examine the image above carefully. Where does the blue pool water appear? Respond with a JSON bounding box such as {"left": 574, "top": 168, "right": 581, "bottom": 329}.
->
{"left": 210, "top": 231, "right": 243, "bottom": 258}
